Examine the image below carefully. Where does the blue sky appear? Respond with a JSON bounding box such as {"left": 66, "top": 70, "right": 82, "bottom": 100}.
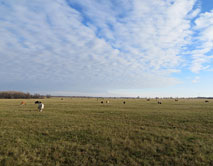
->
{"left": 0, "top": 0, "right": 213, "bottom": 97}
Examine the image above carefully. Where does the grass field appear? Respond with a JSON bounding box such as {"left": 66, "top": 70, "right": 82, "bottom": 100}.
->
{"left": 0, "top": 98, "right": 213, "bottom": 166}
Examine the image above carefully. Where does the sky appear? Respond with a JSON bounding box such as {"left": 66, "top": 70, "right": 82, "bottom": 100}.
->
{"left": 0, "top": 0, "right": 213, "bottom": 97}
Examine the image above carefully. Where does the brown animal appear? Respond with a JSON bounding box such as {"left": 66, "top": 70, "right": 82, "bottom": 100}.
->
{"left": 123, "top": 101, "right": 126, "bottom": 104}
{"left": 147, "top": 99, "right": 150, "bottom": 101}
{"left": 158, "top": 101, "right": 162, "bottom": 104}
{"left": 101, "top": 101, "right": 104, "bottom": 104}
{"left": 20, "top": 101, "right": 26, "bottom": 105}
{"left": 205, "top": 100, "right": 209, "bottom": 103}
{"left": 175, "top": 99, "right": 178, "bottom": 101}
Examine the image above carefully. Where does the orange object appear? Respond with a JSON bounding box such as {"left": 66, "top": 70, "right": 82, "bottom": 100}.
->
{"left": 20, "top": 101, "right": 26, "bottom": 105}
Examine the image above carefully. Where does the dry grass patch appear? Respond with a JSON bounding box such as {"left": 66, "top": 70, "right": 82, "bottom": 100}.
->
{"left": 0, "top": 98, "right": 213, "bottom": 165}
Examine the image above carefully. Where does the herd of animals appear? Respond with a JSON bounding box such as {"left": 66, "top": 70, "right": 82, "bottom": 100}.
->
{"left": 19, "top": 99, "right": 210, "bottom": 112}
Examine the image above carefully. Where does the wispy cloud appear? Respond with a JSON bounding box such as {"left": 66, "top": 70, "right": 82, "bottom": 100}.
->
{"left": 192, "top": 76, "right": 200, "bottom": 83}
{"left": 190, "top": 10, "right": 213, "bottom": 73}
{"left": 0, "top": 0, "right": 212, "bottom": 94}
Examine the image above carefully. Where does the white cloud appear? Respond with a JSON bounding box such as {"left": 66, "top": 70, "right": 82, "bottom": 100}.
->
{"left": 0, "top": 0, "right": 212, "bottom": 94}
{"left": 190, "top": 10, "right": 213, "bottom": 73}
{"left": 192, "top": 76, "right": 200, "bottom": 83}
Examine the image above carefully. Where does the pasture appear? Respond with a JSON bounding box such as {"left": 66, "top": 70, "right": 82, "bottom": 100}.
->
{"left": 0, "top": 98, "right": 213, "bottom": 166}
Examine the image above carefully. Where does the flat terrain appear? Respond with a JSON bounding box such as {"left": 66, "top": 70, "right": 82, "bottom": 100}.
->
{"left": 0, "top": 98, "right": 213, "bottom": 166}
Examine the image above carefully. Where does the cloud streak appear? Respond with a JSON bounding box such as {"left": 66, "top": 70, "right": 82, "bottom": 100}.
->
{"left": 190, "top": 10, "right": 213, "bottom": 73}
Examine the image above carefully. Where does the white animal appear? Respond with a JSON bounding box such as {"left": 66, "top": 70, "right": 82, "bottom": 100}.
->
{"left": 35, "top": 101, "right": 44, "bottom": 112}
{"left": 38, "top": 103, "right": 44, "bottom": 112}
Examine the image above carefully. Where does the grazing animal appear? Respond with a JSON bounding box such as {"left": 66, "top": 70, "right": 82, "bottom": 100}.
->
{"left": 158, "top": 101, "right": 162, "bottom": 104}
{"left": 101, "top": 101, "right": 104, "bottom": 104}
{"left": 175, "top": 99, "right": 178, "bottom": 101}
{"left": 106, "top": 100, "right": 110, "bottom": 104}
{"left": 35, "top": 101, "right": 41, "bottom": 104}
{"left": 147, "top": 99, "right": 150, "bottom": 101}
{"left": 123, "top": 101, "right": 126, "bottom": 104}
{"left": 205, "top": 100, "right": 209, "bottom": 103}
{"left": 35, "top": 101, "right": 44, "bottom": 112}
{"left": 20, "top": 101, "right": 26, "bottom": 105}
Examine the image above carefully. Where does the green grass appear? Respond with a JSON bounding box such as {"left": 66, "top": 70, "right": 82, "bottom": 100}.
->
{"left": 0, "top": 98, "right": 213, "bottom": 165}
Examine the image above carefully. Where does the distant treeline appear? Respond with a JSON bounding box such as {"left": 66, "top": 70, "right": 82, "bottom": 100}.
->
{"left": 0, "top": 91, "right": 47, "bottom": 99}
